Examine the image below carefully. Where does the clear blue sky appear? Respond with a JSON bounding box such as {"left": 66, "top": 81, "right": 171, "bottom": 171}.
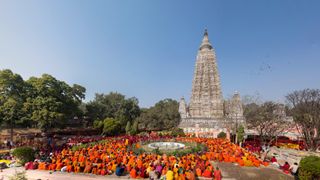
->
{"left": 0, "top": 0, "right": 319, "bottom": 107}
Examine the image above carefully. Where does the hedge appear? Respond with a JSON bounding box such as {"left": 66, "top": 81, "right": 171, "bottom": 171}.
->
{"left": 12, "top": 147, "right": 35, "bottom": 165}
{"left": 298, "top": 155, "right": 320, "bottom": 180}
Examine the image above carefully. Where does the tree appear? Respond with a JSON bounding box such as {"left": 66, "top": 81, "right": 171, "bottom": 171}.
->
{"left": 24, "top": 97, "right": 64, "bottom": 130}
{"left": 136, "top": 99, "right": 180, "bottom": 131}
{"left": 237, "top": 125, "right": 245, "bottom": 143}
{"left": 24, "top": 74, "right": 85, "bottom": 131}
{"left": 244, "top": 101, "right": 290, "bottom": 146}
{"left": 217, "top": 132, "right": 226, "bottom": 139}
{"left": 0, "top": 69, "right": 26, "bottom": 141}
{"left": 130, "top": 121, "right": 139, "bottom": 135}
{"left": 86, "top": 92, "right": 140, "bottom": 132}
{"left": 125, "top": 121, "right": 131, "bottom": 135}
{"left": 101, "top": 118, "right": 121, "bottom": 136}
{"left": 171, "top": 128, "right": 185, "bottom": 137}
{"left": 0, "top": 70, "right": 86, "bottom": 133}
{"left": 286, "top": 89, "right": 320, "bottom": 151}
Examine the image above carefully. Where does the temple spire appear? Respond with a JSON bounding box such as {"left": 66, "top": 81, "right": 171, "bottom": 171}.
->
{"left": 190, "top": 29, "right": 223, "bottom": 118}
{"left": 200, "top": 29, "right": 213, "bottom": 50}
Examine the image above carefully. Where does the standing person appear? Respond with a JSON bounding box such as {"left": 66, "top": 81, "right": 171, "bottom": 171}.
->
{"left": 213, "top": 167, "right": 222, "bottom": 180}
{"left": 7, "top": 140, "right": 12, "bottom": 149}
{"left": 3, "top": 139, "right": 7, "bottom": 149}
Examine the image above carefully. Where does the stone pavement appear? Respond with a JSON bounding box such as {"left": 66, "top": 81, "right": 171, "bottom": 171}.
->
{"left": 0, "top": 167, "right": 129, "bottom": 180}
{"left": 211, "top": 162, "right": 294, "bottom": 180}
{"left": 1, "top": 164, "right": 294, "bottom": 180}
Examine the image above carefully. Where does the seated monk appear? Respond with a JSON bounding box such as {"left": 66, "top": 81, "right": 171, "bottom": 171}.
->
{"left": 56, "top": 162, "right": 63, "bottom": 171}
{"left": 253, "top": 159, "right": 260, "bottom": 167}
{"left": 237, "top": 158, "right": 245, "bottom": 166}
{"left": 140, "top": 166, "right": 147, "bottom": 178}
{"left": 24, "top": 162, "right": 33, "bottom": 170}
{"left": 49, "top": 163, "right": 56, "bottom": 170}
{"left": 281, "top": 162, "right": 290, "bottom": 173}
{"left": 74, "top": 165, "right": 81, "bottom": 173}
{"left": 229, "top": 156, "right": 236, "bottom": 163}
{"left": 79, "top": 161, "right": 85, "bottom": 171}
{"left": 196, "top": 167, "right": 202, "bottom": 177}
{"left": 100, "top": 168, "right": 107, "bottom": 176}
{"left": 66, "top": 163, "right": 73, "bottom": 173}
{"left": 111, "top": 162, "right": 117, "bottom": 172}
{"left": 202, "top": 168, "right": 212, "bottom": 178}
{"left": 207, "top": 164, "right": 213, "bottom": 172}
{"left": 270, "top": 156, "right": 277, "bottom": 163}
{"left": 130, "top": 167, "right": 137, "bottom": 178}
{"left": 214, "top": 167, "right": 222, "bottom": 180}
{"left": 263, "top": 161, "right": 269, "bottom": 166}
{"left": 91, "top": 166, "right": 97, "bottom": 174}
{"left": 83, "top": 162, "right": 92, "bottom": 173}
{"left": 186, "top": 170, "right": 196, "bottom": 180}
{"left": 38, "top": 162, "right": 46, "bottom": 170}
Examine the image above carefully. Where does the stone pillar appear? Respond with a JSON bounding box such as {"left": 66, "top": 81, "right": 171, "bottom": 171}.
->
{"left": 226, "top": 128, "right": 231, "bottom": 141}
{"left": 195, "top": 124, "right": 199, "bottom": 138}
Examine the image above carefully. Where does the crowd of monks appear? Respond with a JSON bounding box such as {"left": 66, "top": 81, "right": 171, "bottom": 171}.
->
{"left": 36, "top": 136, "right": 268, "bottom": 179}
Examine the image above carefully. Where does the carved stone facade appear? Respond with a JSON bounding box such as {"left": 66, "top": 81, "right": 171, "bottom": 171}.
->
{"left": 178, "top": 30, "right": 245, "bottom": 137}
{"left": 189, "top": 29, "right": 224, "bottom": 118}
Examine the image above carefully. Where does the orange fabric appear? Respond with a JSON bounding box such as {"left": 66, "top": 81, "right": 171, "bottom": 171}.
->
{"left": 202, "top": 169, "right": 212, "bottom": 178}
{"left": 130, "top": 168, "right": 137, "bottom": 178}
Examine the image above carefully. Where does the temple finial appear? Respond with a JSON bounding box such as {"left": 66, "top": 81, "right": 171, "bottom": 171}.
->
{"left": 204, "top": 28, "right": 208, "bottom": 36}
{"left": 200, "top": 28, "right": 212, "bottom": 50}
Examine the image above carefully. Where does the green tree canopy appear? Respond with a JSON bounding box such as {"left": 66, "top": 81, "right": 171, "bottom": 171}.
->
{"left": 86, "top": 92, "right": 140, "bottom": 132}
{"left": 237, "top": 125, "right": 245, "bottom": 143}
{"left": 24, "top": 74, "right": 86, "bottom": 130}
{"left": 217, "top": 132, "right": 226, "bottom": 139}
{"left": 136, "top": 99, "right": 180, "bottom": 131}
{"left": 0, "top": 69, "right": 26, "bottom": 127}
{"left": 95, "top": 118, "right": 122, "bottom": 136}
{"left": 0, "top": 70, "right": 86, "bottom": 131}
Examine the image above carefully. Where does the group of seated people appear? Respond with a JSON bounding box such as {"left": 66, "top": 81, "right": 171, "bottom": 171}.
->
{"left": 128, "top": 160, "right": 222, "bottom": 180}
{"left": 270, "top": 156, "right": 299, "bottom": 176}
{"left": 0, "top": 152, "right": 14, "bottom": 171}
{"left": 31, "top": 136, "right": 267, "bottom": 180}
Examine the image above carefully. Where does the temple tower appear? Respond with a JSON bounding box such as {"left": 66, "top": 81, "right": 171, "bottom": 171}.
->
{"left": 189, "top": 29, "right": 224, "bottom": 118}
{"left": 178, "top": 97, "right": 187, "bottom": 118}
{"left": 225, "top": 92, "right": 245, "bottom": 123}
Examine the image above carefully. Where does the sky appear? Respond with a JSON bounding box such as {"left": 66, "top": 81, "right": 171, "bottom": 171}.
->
{"left": 0, "top": 0, "right": 319, "bottom": 107}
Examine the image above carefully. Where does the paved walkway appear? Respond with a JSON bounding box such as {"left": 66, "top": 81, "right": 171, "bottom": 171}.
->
{"left": 0, "top": 167, "right": 129, "bottom": 180}
{"left": 212, "top": 162, "right": 294, "bottom": 180}
{"left": 1, "top": 164, "right": 294, "bottom": 180}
